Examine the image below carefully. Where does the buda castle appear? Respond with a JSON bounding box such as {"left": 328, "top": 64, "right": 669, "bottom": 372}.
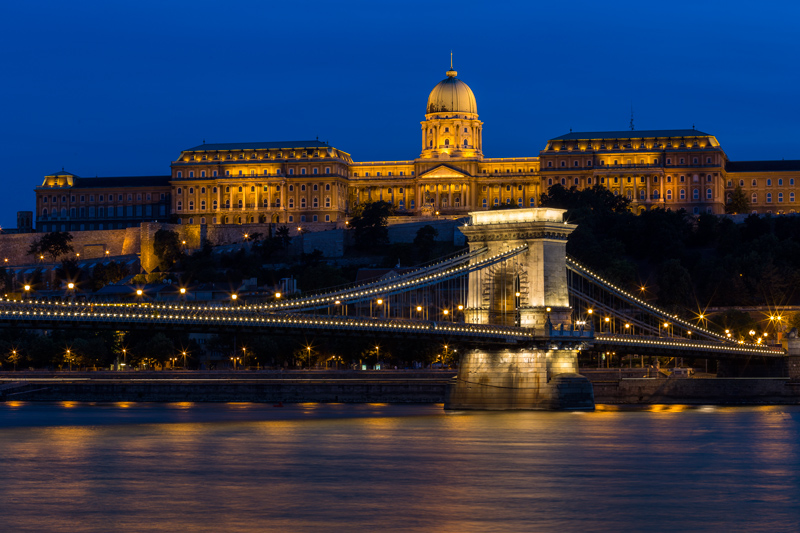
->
{"left": 34, "top": 65, "right": 800, "bottom": 233}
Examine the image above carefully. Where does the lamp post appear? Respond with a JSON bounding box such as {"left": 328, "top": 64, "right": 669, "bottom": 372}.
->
{"left": 306, "top": 346, "right": 311, "bottom": 369}
{"left": 182, "top": 350, "right": 187, "bottom": 370}
{"left": 66, "top": 349, "right": 72, "bottom": 371}
{"left": 122, "top": 348, "right": 127, "bottom": 370}
{"left": 242, "top": 347, "right": 247, "bottom": 369}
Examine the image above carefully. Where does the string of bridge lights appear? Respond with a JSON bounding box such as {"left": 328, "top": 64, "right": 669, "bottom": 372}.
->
{"left": 565, "top": 256, "right": 765, "bottom": 347}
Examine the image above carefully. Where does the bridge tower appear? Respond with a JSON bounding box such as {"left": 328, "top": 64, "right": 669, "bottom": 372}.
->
{"left": 445, "top": 207, "right": 594, "bottom": 410}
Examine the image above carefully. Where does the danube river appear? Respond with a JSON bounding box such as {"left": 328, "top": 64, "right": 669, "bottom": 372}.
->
{"left": 1, "top": 402, "right": 799, "bottom": 532}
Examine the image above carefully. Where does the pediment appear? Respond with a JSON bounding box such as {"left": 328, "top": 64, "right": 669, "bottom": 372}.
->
{"left": 418, "top": 164, "right": 472, "bottom": 180}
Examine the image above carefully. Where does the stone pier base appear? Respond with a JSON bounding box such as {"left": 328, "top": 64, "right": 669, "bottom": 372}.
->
{"left": 445, "top": 346, "right": 594, "bottom": 410}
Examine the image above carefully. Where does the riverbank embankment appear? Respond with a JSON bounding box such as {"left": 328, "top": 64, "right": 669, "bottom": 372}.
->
{"left": 4, "top": 369, "right": 800, "bottom": 405}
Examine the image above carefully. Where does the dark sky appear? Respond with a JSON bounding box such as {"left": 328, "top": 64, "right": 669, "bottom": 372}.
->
{"left": 2, "top": 0, "right": 799, "bottom": 228}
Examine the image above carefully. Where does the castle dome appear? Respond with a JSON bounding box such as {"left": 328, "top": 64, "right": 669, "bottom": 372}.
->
{"left": 426, "top": 67, "right": 477, "bottom": 115}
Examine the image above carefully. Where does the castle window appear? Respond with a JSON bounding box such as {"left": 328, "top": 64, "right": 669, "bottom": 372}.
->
{"left": 464, "top": 128, "right": 468, "bottom": 133}
{"left": 574, "top": 178, "right": 579, "bottom": 185}
{"left": 189, "top": 188, "right": 194, "bottom": 194}
{"left": 706, "top": 188, "right": 713, "bottom": 200}
{"left": 600, "top": 160, "right": 605, "bottom": 166}
{"left": 376, "top": 172, "right": 381, "bottom": 177}
{"left": 177, "top": 201, "right": 182, "bottom": 211}
{"left": 766, "top": 193, "right": 772, "bottom": 203}
{"left": 529, "top": 198, "right": 535, "bottom": 207}
{"left": 693, "top": 158, "right": 698, "bottom": 164}
{"left": 301, "top": 185, "right": 306, "bottom": 192}
{"left": 237, "top": 199, "right": 243, "bottom": 208}
{"left": 177, "top": 188, "right": 182, "bottom": 195}
{"left": 739, "top": 180, "right": 744, "bottom": 187}
{"left": 548, "top": 178, "right": 553, "bottom": 186}
{"left": 201, "top": 200, "right": 206, "bottom": 210}
{"left": 289, "top": 169, "right": 294, "bottom": 175}
{"left": 177, "top": 171, "right": 182, "bottom": 178}
{"left": 587, "top": 161, "right": 592, "bottom": 167}
{"left": 506, "top": 185, "right": 511, "bottom": 192}
{"left": 680, "top": 190, "right": 685, "bottom": 200}
{"left": 444, "top": 127, "right": 449, "bottom": 132}
{"left": 666, "top": 159, "right": 671, "bottom": 165}
{"left": 238, "top": 186, "right": 243, "bottom": 192}
{"left": 791, "top": 193, "right": 795, "bottom": 202}
{"left": 224, "top": 200, "right": 230, "bottom": 208}
{"left": 693, "top": 189, "right": 699, "bottom": 200}
{"left": 574, "top": 161, "right": 579, "bottom": 167}
{"left": 560, "top": 161, "right": 565, "bottom": 167}
{"left": 493, "top": 198, "right": 499, "bottom": 206}
{"left": 313, "top": 198, "right": 319, "bottom": 208}
{"left": 464, "top": 140, "right": 468, "bottom": 147}
{"left": 767, "top": 179, "right": 772, "bottom": 186}
{"left": 779, "top": 179, "right": 783, "bottom": 186}
{"left": 430, "top": 141, "right": 433, "bottom": 147}
{"left": 482, "top": 199, "right": 487, "bottom": 208}
{"left": 289, "top": 198, "right": 294, "bottom": 208}
{"left": 791, "top": 179, "right": 795, "bottom": 186}
{"left": 778, "top": 193, "right": 784, "bottom": 202}
{"left": 325, "top": 197, "right": 331, "bottom": 208}
{"left": 752, "top": 179, "right": 757, "bottom": 187}
{"left": 238, "top": 170, "right": 243, "bottom": 176}
{"left": 518, "top": 198, "right": 523, "bottom": 207}
{"left": 189, "top": 171, "right": 194, "bottom": 178}
{"left": 680, "top": 175, "right": 685, "bottom": 182}
{"left": 189, "top": 201, "right": 194, "bottom": 210}
{"left": 667, "top": 176, "right": 672, "bottom": 183}
{"left": 289, "top": 185, "right": 294, "bottom": 192}
{"left": 680, "top": 158, "right": 685, "bottom": 164}
{"left": 444, "top": 139, "right": 449, "bottom": 146}
{"left": 547, "top": 161, "right": 552, "bottom": 167}
{"left": 325, "top": 167, "right": 330, "bottom": 174}
{"left": 301, "top": 168, "right": 306, "bottom": 175}
{"left": 313, "top": 215, "right": 318, "bottom": 222}
{"left": 707, "top": 174, "right": 712, "bottom": 182}
{"left": 225, "top": 186, "right": 230, "bottom": 192}
{"left": 213, "top": 200, "right": 217, "bottom": 210}
{"left": 707, "top": 157, "right": 712, "bottom": 164}
{"left": 313, "top": 168, "right": 318, "bottom": 175}
{"left": 561, "top": 178, "right": 566, "bottom": 185}
{"left": 365, "top": 172, "right": 369, "bottom": 177}
{"left": 752, "top": 193, "right": 758, "bottom": 203}
{"left": 301, "top": 198, "right": 306, "bottom": 208}
{"left": 226, "top": 171, "right": 230, "bottom": 176}
{"left": 653, "top": 176, "right": 658, "bottom": 184}
{"left": 587, "top": 178, "right": 592, "bottom": 185}
{"left": 201, "top": 171, "right": 206, "bottom": 178}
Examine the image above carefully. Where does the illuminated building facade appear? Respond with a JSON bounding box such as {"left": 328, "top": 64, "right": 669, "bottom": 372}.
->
{"left": 33, "top": 66, "right": 800, "bottom": 231}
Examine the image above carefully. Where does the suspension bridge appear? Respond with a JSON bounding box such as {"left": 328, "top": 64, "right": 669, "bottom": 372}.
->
{"left": 0, "top": 208, "right": 786, "bottom": 409}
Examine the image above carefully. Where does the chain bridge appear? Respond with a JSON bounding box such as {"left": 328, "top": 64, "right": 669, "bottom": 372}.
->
{"left": 0, "top": 208, "right": 786, "bottom": 409}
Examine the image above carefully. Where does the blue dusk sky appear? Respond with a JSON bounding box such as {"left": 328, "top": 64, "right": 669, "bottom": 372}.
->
{"left": 1, "top": 0, "right": 799, "bottom": 228}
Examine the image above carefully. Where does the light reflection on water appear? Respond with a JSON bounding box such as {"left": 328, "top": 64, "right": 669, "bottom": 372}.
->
{"left": 1, "top": 402, "right": 799, "bottom": 532}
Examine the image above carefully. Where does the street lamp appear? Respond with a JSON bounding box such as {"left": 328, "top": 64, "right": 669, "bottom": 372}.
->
{"left": 182, "top": 350, "right": 187, "bottom": 370}
{"left": 306, "top": 346, "right": 311, "bottom": 369}
{"left": 66, "top": 349, "right": 72, "bottom": 371}
{"left": 67, "top": 282, "right": 74, "bottom": 290}
{"left": 275, "top": 292, "right": 282, "bottom": 299}
{"left": 242, "top": 347, "right": 247, "bottom": 369}
{"left": 122, "top": 348, "right": 127, "bottom": 369}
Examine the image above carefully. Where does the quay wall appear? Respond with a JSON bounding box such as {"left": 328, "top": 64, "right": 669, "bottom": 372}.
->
{"left": 591, "top": 378, "right": 800, "bottom": 405}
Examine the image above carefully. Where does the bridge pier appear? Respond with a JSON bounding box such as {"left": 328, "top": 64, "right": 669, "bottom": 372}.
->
{"left": 445, "top": 344, "right": 594, "bottom": 410}
{"left": 448, "top": 208, "right": 594, "bottom": 410}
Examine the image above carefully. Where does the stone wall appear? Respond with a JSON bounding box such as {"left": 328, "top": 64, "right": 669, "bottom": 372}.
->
{"left": 0, "top": 227, "right": 139, "bottom": 265}
{"left": 592, "top": 377, "right": 800, "bottom": 405}
{"left": 387, "top": 218, "right": 467, "bottom": 245}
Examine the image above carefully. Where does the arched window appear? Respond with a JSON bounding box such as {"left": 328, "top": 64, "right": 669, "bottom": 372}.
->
{"left": 188, "top": 201, "right": 194, "bottom": 210}
{"left": 237, "top": 199, "right": 243, "bottom": 208}
{"left": 444, "top": 139, "right": 449, "bottom": 146}
{"left": 463, "top": 139, "right": 468, "bottom": 147}
{"left": 201, "top": 200, "right": 206, "bottom": 210}
{"left": 693, "top": 189, "right": 700, "bottom": 200}
{"left": 560, "top": 178, "right": 566, "bottom": 185}
{"left": 313, "top": 198, "right": 319, "bottom": 208}
{"left": 177, "top": 201, "right": 182, "bottom": 211}
{"left": 778, "top": 193, "right": 784, "bottom": 202}
{"left": 751, "top": 193, "right": 758, "bottom": 203}
{"left": 529, "top": 198, "right": 535, "bottom": 207}
{"left": 666, "top": 190, "right": 672, "bottom": 200}
{"left": 301, "top": 198, "right": 306, "bottom": 208}
{"left": 212, "top": 200, "right": 217, "bottom": 210}
{"left": 429, "top": 140, "right": 433, "bottom": 147}
{"left": 639, "top": 190, "right": 645, "bottom": 200}
{"left": 706, "top": 188, "right": 713, "bottom": 200}
{"left": 766, "top": 193, "right": 772, "bottom": 203}
{"left": 482, "top": 199, "right": 487, "bottom": 208}
{"left": 42, "top": 208, "right": 48, "bottom": 217}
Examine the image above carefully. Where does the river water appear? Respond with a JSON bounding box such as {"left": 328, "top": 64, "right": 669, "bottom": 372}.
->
{"left": 0, "top": 402, "right": 798, "bottom": 532}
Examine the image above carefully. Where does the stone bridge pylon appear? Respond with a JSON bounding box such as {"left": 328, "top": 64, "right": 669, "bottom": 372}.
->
{"left": 445, "top": 208, "right": 595, "bottom": 410}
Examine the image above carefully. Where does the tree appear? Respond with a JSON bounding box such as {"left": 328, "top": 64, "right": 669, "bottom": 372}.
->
{"left": 350, "top": 201, "right": 392, "bottom": 249}
{"left": 153, "top": 229, "right": 182, "bottom": 271}
{"left": 414, "top": 225, "right": 438, "bottom": 259}
{"left": 28, "top": 231, "right": 74, "bottom": 262}
{"left": 275, "top": 226, "right": 292, "bottom": 249}
{"left": 725, "top": 185, "right": 749, "bottom": 214}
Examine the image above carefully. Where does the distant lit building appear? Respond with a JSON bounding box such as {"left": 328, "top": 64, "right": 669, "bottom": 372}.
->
{"left": 33, "top": 66, "right": 800, "bottom": 230}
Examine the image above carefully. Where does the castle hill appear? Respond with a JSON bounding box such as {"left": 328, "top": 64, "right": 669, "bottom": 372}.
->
{"left": 1, "top": 64, "right": 800, "bottom": 408}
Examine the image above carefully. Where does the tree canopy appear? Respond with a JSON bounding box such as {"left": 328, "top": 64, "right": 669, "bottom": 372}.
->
{"left": 28, "top": 231, "right": 74, "bottom": 262}
{"left": 350, "top": 201, "right": 392, "bottom": 249}
{"left": 153, "top": 229, "right": 182, "bottom": 271}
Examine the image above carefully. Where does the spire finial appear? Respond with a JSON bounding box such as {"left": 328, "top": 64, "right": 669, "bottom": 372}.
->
{"left": 446, "top": 52, "right": 457, "bottom": 78}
